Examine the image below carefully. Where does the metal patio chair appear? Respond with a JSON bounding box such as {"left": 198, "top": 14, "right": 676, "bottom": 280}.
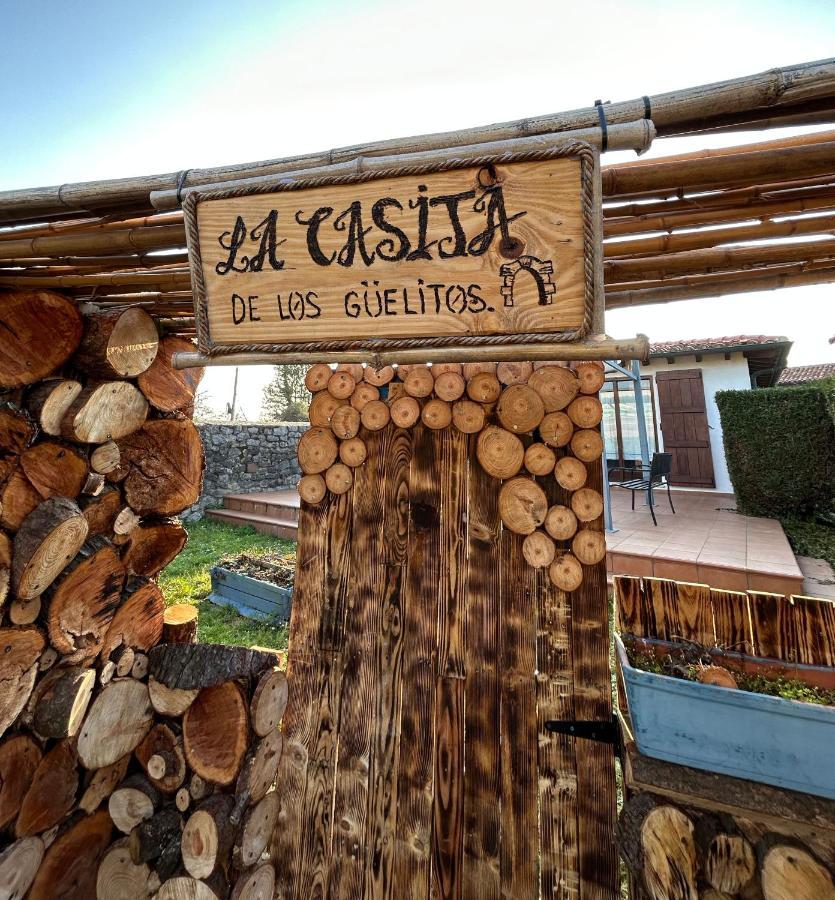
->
{"left": 609, "top": 452, "right": 676, "bottom": 526}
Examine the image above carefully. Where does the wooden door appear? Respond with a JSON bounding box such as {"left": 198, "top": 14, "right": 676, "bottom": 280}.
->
{"left": 273, "top": 422, "right": 618, "bottom": 899}
{"left": 655, "top": 369, "right": 715, "bottom": 487}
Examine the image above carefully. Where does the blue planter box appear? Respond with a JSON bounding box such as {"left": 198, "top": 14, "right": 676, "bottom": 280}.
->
{"left": 209, "top": 566, "right": 292, "bottom": 623}
{"left": 617, "top": 635, "right": 835, "bottom": 799}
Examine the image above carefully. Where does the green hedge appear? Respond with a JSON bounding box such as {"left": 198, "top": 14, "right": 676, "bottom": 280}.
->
{"left": 716, "top": 384, "right": 835, "bottom": 518}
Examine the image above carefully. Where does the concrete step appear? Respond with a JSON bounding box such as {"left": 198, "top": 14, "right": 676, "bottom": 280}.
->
{"left": 223, "top": 490, "right": 301, "bottom": 523}
{"left": 206, "top": 507, "right": 299, "bottom": 541}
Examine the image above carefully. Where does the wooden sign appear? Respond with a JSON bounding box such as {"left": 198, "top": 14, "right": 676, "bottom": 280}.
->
{"left": 184, "top": 145, "right": 599, "bottom": 356}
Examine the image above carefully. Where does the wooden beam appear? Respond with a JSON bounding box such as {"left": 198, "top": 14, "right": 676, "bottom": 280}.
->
{"left": 171, "top": 334, "right": 650, "bottom": 368}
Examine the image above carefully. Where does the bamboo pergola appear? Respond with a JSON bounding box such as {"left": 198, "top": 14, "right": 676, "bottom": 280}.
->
{"left": 2, "top": 57, "right": 835, "bottom": 341}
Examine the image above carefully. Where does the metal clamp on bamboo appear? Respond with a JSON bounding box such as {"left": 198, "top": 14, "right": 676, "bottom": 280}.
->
{"left": 171, "top": 334, "right": 650, "bottom": 369}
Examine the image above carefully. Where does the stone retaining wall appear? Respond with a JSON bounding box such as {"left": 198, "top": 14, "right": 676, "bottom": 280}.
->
{"left": 186, "top": 421, "right": 308, "bottom": 519}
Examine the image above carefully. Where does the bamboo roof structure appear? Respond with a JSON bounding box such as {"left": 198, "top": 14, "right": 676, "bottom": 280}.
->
{"left": 1, "top": 57, "right": 834, "bottom": 341}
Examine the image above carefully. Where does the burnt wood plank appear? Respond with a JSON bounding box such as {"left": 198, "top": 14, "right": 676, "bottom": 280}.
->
{"left": 710, "top": 588, "right": 751, "bottom": 654}
{"left": 393, "top": 424, "right": 441, "bottom": 899}
{"left": 319, "top": 489, "right": 354, "bottom": 651}
{"left": 613, "top": 575, "right": 644, "bottom": 635}
{"left": 365, "top": 426, "right": 412, "bottom": 899}
{"left": 748, "top": 591, "right": 795, "bottom": 661}
{"left": 499, "top": 523, "right": 538, "bottom": 898}
{"left": 790, "top": 595, "right": 835, "bottom": 666}
{"left": 431, "top": 427, "right": 467, "bottom": 900}
{"left": 329, "top": 427, "right": 389, "bottom": 899}
{"left": 461, "top": 435, "right": 501, "bottom": 900}
{"left": 671, "top": 580, "right": 714, "bottom": 646}
{"left": 538, "top": 470, "right": 579, "bottom": 898}
{"left": 571, "top": 443, "right": 618, "bottom": 897}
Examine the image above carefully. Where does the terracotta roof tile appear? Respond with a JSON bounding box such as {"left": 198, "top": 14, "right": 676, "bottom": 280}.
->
{"left": 777, "top": 363, "right": 835, "bottom": 385}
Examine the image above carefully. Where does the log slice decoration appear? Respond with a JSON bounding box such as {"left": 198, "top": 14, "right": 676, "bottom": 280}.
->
{"left": 250, "top": 668, "right": 288, "bottom": 738}
{"left": 390, "top": 396, "right": 421, "bottom": 429}
{"left": 567, "top": 395, "right": 603, "bottom": 428}
{"left": 47, "top": 535, "right": 125, "bottom": 664}
{"left": 539, "top": 411, "right": 574, "bottom": 448}
{"left": 421, "top": 398, "right": 452, "bottom": 430}
{"left": 522, "top": 530, "right": 556, "bottom": 568}
{"left": 555, "top": 456, "right": 587, "bottom": 491}
{"left": 350, "top": 382, "right": 379, "bottom": 411}
{"left": 0, "top": 291, "right": 83, "bottom": 388}
{"left": 572, "top": 529, "right": 607, "bottom": 565}
{"left": 148, "top": 643, "right": 280, "bottom": 690}
{"left": 433, "top": 371, "right": 465, "bottom": 402}
{"left": 466, "top": 372, "right": 502, "bottom": 404}
{"left": 570, "top": 428, "right": 604, "bottom": 462}
{"left": 330, "top": 404, "right": 360, "bottom": 440}
{"left": 338, "top": 438, "right": 367, "bottom": 468}
{"left": 544, "top": 504, "right": 578, "bottom": 541}
{"left": 297, "top": 427, "right": 338, "bottom": 475}
{"left": 548, "top": 553, "right": 584, "bottom": 592}
{"left": 360, "top": 399, "right": 390, "bottom": 431}
{"left": 137, "top": 334, "right": 204, "bottom": 413}
{"left": 325, "top": 462, "right": 353, "bottom": 495}
{"left": 74, "top": 307, "right": 159, "bottom": 378}
{"left": 119, "top": 419, "right": 204, "bottom": 516}
{"left": 27, "top": 808, "right": 113, "bottom": 900}
{"left": 403, "top": 366, "right": 434, "bottom": 398}
{"left": 61, "top": 382, "right": 149, "bottom": 444}
{"left": 183, "top": 682, "right": 249, "bottom": 786}
{"left": 0, "top": 836, "right": 44, "bottom": 900}
{"left": 231, "top": 863, "right": 276, "bottom": 900}
{"left": 298, "top": 473, "right": 327, "bottom": 503}
{"left": 524, "top": 442, "right": 556, "bottom": 476}
{"left": 451, "top": 398, "right": 485, "bottom": 434}
{"left": 570, "top": 487, "right": 604, "bottom": 522}
{"left": 496, "top": 361, "right": 533, "bottom": 385}
{"left": 308, "top": 390, "right": 344, "bottom": 427}
{"left": 528, "top": 365, "right": 580, "bottom": 412}
{"left": 12, "top": 496, "right": 88, "bottom": 599}
{"left": 498, "top": 477, "right": 548, "bottom": 535}
{"left": 0, "top": 627, "right": 44, "bottom": 737}
{"left": 363, "top": 364, "right": 394, "bottom": 386}
{"left": 0, "top": 404, "right": 36, "bottom": 484}
{"left": 304, "top": 363, "right": 332, "bottom": 392}
{"left": 327, "top": 370, "right": 355, "bottom": 400}
{"left": 476, "top": 426, "right": 524, "bottom": 479}
{"left": 574, "top": 361, "right": 606, "bottom": 394}
{"left": 77, "top": 679, "right": 154, "bottom": 770}
{"left": 497, "top": 384, "right": 545, "bottom": 434}
{"left": 0, "top": 734, "right": 42, "bottom": 829}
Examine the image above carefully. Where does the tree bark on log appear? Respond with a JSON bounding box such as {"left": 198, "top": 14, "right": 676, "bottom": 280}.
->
{"left": 60, "top": 382, "right": 149, "bottom": 444}
{"left": 0, "top": 291, "right": 83, "bottom": 388}
{"left": 77, "top": 679, "right": 153, "bottom": 770}
{"left": 118, "top": 419, "right": 204, "bottom": 516}
{"left": 47, "top": 535, "right": 125, "bottom": 664}
{"left": 183, "top": 683, "right": 249, "bottom": 787}
{"left": 148, "top": 644, "right": 281, "bottom": 691}
{"left": 27, "top": 808, "right": 113, "bottom": 900}
{"left": 181, "top": 794, "right": 236, "bottom": 879}
{"left": 0, "top": 404, "right": 36, "bottom": 485}
{"left": 32, "top": 666, "right": 96, "bottom": 738}
{"left": 124, "top": 519, "right": 188, "bottom": 577}
{"left": 12, "top": 496, "right": 88, "bottom": 599}
{"left": 129, "top": 806, "right": 183, "bottom": 865}
{"left": 20, "top": 441, "right": 88, "bottom": 499}
{"left": 73, "top": 307, "right": 159, "bottom": 379}
{"left": 15, "top": 739, "right": 79, "bottom": 837}
{"left": 137, "top": 335, "right": 203, "bottom": 413}
{"left": 101, "top": 577, "right": 165, "bottom": 660}
{"left": 0, "top": 733, "right": 42, "bottom": 829}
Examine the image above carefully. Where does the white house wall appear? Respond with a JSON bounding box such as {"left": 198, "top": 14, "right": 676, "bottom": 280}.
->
{"left": 641, "top": 352, "right": 751, "bottom": 495}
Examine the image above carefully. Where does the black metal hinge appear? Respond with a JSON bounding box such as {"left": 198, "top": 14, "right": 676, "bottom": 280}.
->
{"left": 545, "top": 715, "right": 620, "bottom": 751}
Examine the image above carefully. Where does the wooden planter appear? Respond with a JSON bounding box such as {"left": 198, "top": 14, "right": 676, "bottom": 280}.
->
{"left": 209, "top": 566, "right": 292, "bottom": 623}
{"left": 616, "top": 635, "right": 835, "bottom": 799}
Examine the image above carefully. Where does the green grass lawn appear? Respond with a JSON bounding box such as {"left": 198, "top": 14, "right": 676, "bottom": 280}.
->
{"left": 159, "top": 519, "right": 293, "bottom": 649}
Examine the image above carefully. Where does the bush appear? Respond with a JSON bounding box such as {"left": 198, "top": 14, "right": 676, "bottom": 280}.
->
{"left": 716, "top": 384, "right": 835, "bottom": 518}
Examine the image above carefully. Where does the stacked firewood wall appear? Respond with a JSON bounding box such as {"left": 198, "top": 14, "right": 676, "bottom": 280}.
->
{"left": 0, "top": 290, "right": 286, "bottom": 898}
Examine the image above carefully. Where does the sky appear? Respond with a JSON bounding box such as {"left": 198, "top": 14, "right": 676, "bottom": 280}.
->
{"left": 2, "top": 0, "right": 834, "bottom": 418}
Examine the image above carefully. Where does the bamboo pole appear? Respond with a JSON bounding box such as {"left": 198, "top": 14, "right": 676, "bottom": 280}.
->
{"left": 0, "top": 223, "right": 186, "bottom": 260}
{"left": 0, "top": 271, "right": 191, "bottom": 289}
{"left": 602, "top": 140, "right": 835, "bottom": 199}
{"left": 171, "top": 334, "right": 650, "bottom": 368}
{"left": 604, "top": 237, "right": 835, "bottom": 281}
{"left": 604, "top": 213, "right": 835, "bottom": 257}
{"left": 149, "top": 122, "right": 654, "bottom": 211}
{"left": 606, "top": 266, "right": 835, "bottom": 308}
{"left": 0, "top": 211, "right": 183, "bottom": 241}
{"left": 2, "top": 57, "right": 833, "bottom": 223}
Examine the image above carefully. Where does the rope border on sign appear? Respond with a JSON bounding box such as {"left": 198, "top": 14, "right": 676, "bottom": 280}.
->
{"left": 182, "top": 141, "right": 600, "bottom": 357}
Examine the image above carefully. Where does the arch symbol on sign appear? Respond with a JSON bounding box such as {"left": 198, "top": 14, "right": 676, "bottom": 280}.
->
{"left": 499, "top": 255, "right": 557, "bottom": 307}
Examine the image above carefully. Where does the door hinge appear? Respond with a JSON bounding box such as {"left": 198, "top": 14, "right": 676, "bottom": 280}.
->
{"left": 545, "top": 715, "right": 620, "bottom": 751}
